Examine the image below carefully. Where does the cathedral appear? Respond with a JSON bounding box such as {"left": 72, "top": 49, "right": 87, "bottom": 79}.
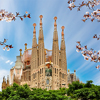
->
{"left": 2, "top": 15, "right": 81, "bottom": 91}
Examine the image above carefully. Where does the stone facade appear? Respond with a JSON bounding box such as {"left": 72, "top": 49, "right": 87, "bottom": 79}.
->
{"left": 1, "top": 15, "right": 81, "bottom": 91}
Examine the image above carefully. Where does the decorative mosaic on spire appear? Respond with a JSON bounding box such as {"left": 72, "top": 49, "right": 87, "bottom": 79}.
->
{"left": 39, "top": 15, "right": 43, "bottom": 28}
{"left": 54, "top": 16, "right": 57, "bottom": 29}
{"left": 61, "top": 26, "right": 65, "bottom": 39}
{"left": 33, "top": 23, "right": 36, "bottom": 34}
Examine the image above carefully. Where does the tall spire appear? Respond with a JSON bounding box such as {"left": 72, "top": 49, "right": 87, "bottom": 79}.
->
{"left": 7, "top": 75, "right": 9, "bottom": 87}
{"left": 32, "top": 23, "right": 37, "bottom": 47}
{"left": 24, "top": 43, "right": 27, "bottom": 50}
{"left": 60, "top": 26, "right": 65, "bottom": 50}
{"left": 38, "top": 15, "right": 45, "bottom": 65}
{"left": 31, "top": 23, "right": 38, "bottom": 86}
{"left": 60, "top": 26, "right": 67, "bottom": 71}
{"left": 52, "top": 16, "right": 59, "bottom": 65}
{"left": 2, "top": 76, "right": 7, "bottom": 90}
{"left": 31, "top": 23, "right": 38, "bottom": 69}
{"left": 38, "top": 15, "right": 44, "bottom": 41}
{"left": 53, "top": 16, "right": 58, "bottom": 41}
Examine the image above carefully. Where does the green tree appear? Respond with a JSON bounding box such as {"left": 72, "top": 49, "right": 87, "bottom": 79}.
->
{"left": 67, "top": 81, "right": 84, "bottom": 96}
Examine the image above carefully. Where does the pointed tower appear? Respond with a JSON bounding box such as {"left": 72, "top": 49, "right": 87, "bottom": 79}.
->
{"left": 73, "top": 70, "right": 76, "bottom": 81}
{"left": 7, "top": 75, "right": 9, "bottom": 87}
{"left": 52, "top": 16, "right": 59, "bottom": 65}
{"left": 31, "top": 23, "right": 38, "bottom": 88}
{"left": 60, "top": 26, "right": 67, "bottom": 71}
{"left": 52, "top": 17, "right": 59, "bottom": 90}
{"left": 67, "top": 69, "right": 71, "bottom": 84}
{"left": 38, "top": 15, "right": 45, "bottom": 66}
{"left": 2, "top": 76, "right": 7, "bottom": 90}
{"left": 10, "top": 49, "right": 23, "bottom": 85}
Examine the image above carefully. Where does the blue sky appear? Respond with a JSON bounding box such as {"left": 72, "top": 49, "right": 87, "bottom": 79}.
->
{"left": 0, "top": 0, "right": 100, "bottom": 91}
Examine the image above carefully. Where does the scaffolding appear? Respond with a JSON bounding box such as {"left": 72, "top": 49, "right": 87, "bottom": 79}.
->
{"left": 21, "top": 48, "right": 52, "bottom": 62}
{"left": 21, "top": 49, "right": 32, "bottom": 62}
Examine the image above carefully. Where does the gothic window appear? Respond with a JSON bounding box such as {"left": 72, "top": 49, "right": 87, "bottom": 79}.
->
{"left": 29, "top": 76, "right": 31, "bottom": 81}
{"left": 55, "top": 68, "right": 56, "bottom": 73}
{"left": 62, "top": 74, "right": 64, "bottom": 78}
{"left": 35, "top": 73, "right": 36, "bottom": 79}
{"left": 33, "top": 73, "right": 35, "bottom": 79}
{"left": 46, "top": 79, "right": 49, "bottom": 84}
{"left": 57, "top": 69, "right": 58, "bottom": 74}
{"left": 42, "top": 68, "right": 43, "bottom": 73}
{"left": 40, "top": 69, "right": 41, "bottom": 74}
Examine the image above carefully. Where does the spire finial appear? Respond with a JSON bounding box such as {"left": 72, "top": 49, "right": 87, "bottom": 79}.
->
{"left": 61, "top": 26, "right": 65, "bottom": 39}
{"left": 54, "top": 16, "right": 57, "bottom": 27}
{"left": 33, "top": 23, "right": 36, "bottom": 33}
{"left": 39, "top": 15, "right": 43, "bottom": 28}
{"left": 19, "top": 49, "right": 22, "bottom": 56}
{"left": 50, "top": 60, "right": 51, "bottom": 64}
{"left": 3, "top": 76, "right": 5, "bottom": 82}
{"left": 24, "top": 43, "right": 27, "bottom": 50}
{"left": 74, "top": 70, "right": 76, "bottom": 72}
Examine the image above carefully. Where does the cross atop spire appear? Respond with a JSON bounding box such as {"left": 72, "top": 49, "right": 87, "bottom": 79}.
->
{"left": 61, "top": 26, "right": 65, "bottom": 39}
{"left": 39, "top": 15, "right": 43, "bottom": 28}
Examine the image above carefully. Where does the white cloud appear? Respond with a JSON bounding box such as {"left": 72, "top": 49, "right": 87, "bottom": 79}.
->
{"left": 5, "top": 60, "right": 10, "bottom": 63}
{"left": 0, "top": 56, "right": 4, "bottom": 60}
{"left": 10, "top": 62, "right": 13, "bottom": 65}
{"left": 93, "top": 72, "right": 100, "bottom": 85}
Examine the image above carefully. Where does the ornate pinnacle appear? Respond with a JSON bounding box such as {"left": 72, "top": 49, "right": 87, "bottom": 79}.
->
{"left": 39, "top": 15, "right": 43, "bottom": 27}
{"left": 54, "top": 16, "right": 57, "bottom": 26}
{"left": 39, "top": 15, "right": 43, "bottom": 19}
{"left": 74, "top": 70, "right": 76, "bottom": 72}
{"left": 50, "top": 60, "right": 51, "bottom": 64}
{"left": 61, "top": 26, "right": 65, "bottom": 30}
{"left": 24, "top": 43, "right": 27, "bottom": 50}
{"left": 61, "top": 26, "right": 65, "bottom": 39}
{"left": 68, "top": 69, "right": 70, "bottom": 72}
{"left": 19, "top": 49, "right": 22, "bottom": 56}
{"left": 33, "top": 23, "right": 36, "bottom": 33}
